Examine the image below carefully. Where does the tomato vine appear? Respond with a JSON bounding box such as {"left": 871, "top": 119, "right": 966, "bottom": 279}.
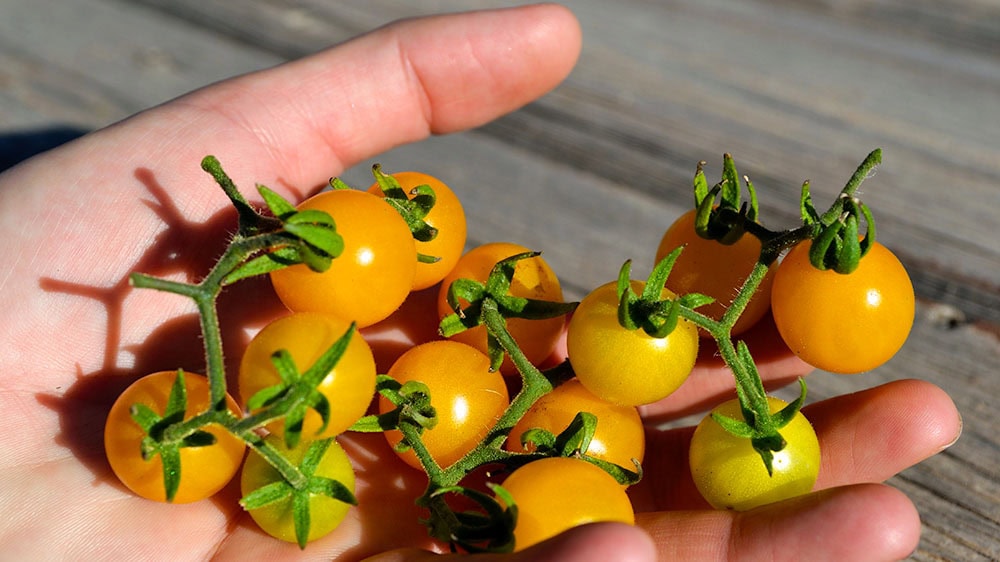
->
{"left": 106, "top": 148, "right": 912, "bottom": 551}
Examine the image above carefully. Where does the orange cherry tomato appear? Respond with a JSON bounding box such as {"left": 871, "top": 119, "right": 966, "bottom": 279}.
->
{"left": 771, "top": 240, "right": 914, "bottom": 373}
{"left": 369, "top": 171, "right": 467, "bottom": 291}
{"left": 499, "top": 457, "right": 634, "bottom": 551}
{"left": 437, "top": 242, "right": 565, "bottom": 374}
{"left": 656, "top": 209, "right": 774, "bottom": 336}
{"left": 104, "top": 370, "right": 245, "bottom": 503}
{"left": 379, "top": 340, "right": 510, "bottom": 470}
{"left": 269, "top": 189, "right": 416, "bottom": 328}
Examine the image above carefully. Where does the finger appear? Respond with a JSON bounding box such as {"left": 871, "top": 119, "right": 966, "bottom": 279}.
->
{"left": 162, "top": 3, "right": 582, "bottom": 191}
{"left": 638, "top": 313, "right": 813, "bottom": 424}
{"left": 637, "top": 483, "right": 920, "bottom": 561}
{"left": 807, "top": 378, "right": 961, "bottom": 489}
{"left": 365, "top": 522, "right": 656, "bottom": 562}
{"left": 634, "top": 379, "right": 960, "bottom": 511}
{"left": 3, "top": 4, "right": 581, "bottom": 206}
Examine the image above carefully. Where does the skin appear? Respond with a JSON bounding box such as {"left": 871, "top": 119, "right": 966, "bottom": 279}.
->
{"left": 0, "top": 4, "right": 961, "bottom": 561}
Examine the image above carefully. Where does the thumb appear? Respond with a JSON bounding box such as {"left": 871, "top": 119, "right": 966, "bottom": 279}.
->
{"left": 511, "top": 523, "right": 657, "bottom": 562}
{"left": 363, "top": 522, "right": 656, "bottom": 562}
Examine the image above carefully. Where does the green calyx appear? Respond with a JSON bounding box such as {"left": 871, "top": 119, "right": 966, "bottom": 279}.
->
{"left": 423, "top": 484, "right": 517, "bottom": 553}
{"left": 693, "top": 154, "right": 760, "bottom": 245}
{"left": 349, "top": 375, "right": 438, "bottom": 435}
{"left": 711, "top": 346, "right": 809, "bottom": 476}
{"left": 518, "top": 411, "right": 642, "bottom": 486}
{"left": 799, "top": 148, "right": 881, "bottom": 274}
{"left": 197, "top": 156, "right": 343, "bottom": 285}
{"left": 350, "top": 375, "right": 438, "bottom": 460}
{"left": 130, "top": 369, "right": 219, "bottom": 503}
{"left": 367, "top": 164, "right": 441, "bottom": 264}
{"left": 239, "top": 324, "right": 358, "bottom": 449}
{"left": 239, "top": 438, "right": 358, "bottom": 549}
{"left": 615, "top": 252, "right": 712, "bottom": 338}
{"left": 438, "top": 251, "right": 577, "bottom": 370}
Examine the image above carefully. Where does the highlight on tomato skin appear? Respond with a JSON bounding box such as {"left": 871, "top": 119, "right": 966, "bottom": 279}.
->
{"left": 770, "top": 240, "right": 915, "bottom": 374}
{"left": 103, "top": 371, "right": 246, "bottom": 504}
{"left": 269, "top": 189, "right": 417, "bottom": 328}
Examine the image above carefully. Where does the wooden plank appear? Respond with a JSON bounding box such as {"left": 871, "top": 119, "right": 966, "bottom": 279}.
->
{"left": 0, "top": 0, "right": 284, "bottom": 130}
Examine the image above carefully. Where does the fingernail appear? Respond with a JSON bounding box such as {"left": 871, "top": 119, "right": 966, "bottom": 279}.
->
{"left": 940, "top": 411, "right": 963, "bottom": 451}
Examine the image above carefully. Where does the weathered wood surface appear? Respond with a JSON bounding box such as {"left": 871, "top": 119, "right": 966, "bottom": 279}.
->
{"left": 1, "top": 0, "right": 997, "bottom": 560}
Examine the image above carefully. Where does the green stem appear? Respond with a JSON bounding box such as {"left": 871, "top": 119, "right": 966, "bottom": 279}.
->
{"left": 717, "top": 260, "right": 771, "bottom": 332}
{"left": 419, "top": 299, "right": 554, "bottom": 491}
{"left": 130, "top": 239, "right": 315, "bottom": 491}
{"left": 160, "top": 408, "right": 235, "bottom": 443}
{"left": 714, "top": 335, "right": 770, "bottom": 427}
{"left": 400, "top": 421, "right": 445, "bottom": 481}
{"left": 687, "top": 218, "right": 814, "bottom": 434}
{"left": 201, "top": 155, "right": 280, "bottom": 235}
{"left": 841, "top": 148, "right": 881, "bottom": 198}
{"left": 471, "top": 300, "right": 553, "bottom": 449}
{"left": 193, "top": 293, "right": 227, "bottom": 407}
{"left": 245, "top": 437, "right": 310, "bottom": 490}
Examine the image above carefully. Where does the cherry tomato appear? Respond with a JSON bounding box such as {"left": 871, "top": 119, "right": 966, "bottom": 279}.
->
{"left": 239, "top": 312, "right": 377, "bottom": 440}
{"left": 269, "top": 189, "right": 416, "bottom": 328}
{"left": 241, "top": 435, "right": 356, "bottom": 544}
{"left": 104, "top": 370, "right": 246, "bottom": 503}
{"left": 499, "top": 456, "right": 635, "bottom": 551}
{"left": 369, "top": 171, "right": 467, "bottom": 291}
{"left": 689, "top": 396, "right": 820, "bottom": 511}
{"left": 506, "top": 379, "right": 645, "bottom": 471}
{"left": 771, "top": 240, "right": 915, "bottom": 373}
{"left": 379, "top": 340, "right": 510, "bottom": 470}
{"left": 437, "top": 242, "right": 565, "bottom": 373}
{"left": 566, "top": 280, "right": 699, "bottom": 406}
{"left": 656, "top": 209, "right": 775, "bottom": 336}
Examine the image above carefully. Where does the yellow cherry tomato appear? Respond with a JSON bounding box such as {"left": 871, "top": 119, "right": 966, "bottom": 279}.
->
{"left": 239, "top": 312, "right": 376, "bottom": 441}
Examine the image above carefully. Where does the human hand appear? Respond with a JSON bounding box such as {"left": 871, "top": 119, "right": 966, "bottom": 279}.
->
{"left": 0, "top": 4, "right": 959, "bottom": 561}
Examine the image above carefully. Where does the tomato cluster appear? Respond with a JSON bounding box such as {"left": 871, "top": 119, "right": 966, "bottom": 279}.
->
{"left": 104, "top": 153, "right": 914, "bottom": 551}
{"left": 107, "top": 170, "right": 472, "bottom": 546}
